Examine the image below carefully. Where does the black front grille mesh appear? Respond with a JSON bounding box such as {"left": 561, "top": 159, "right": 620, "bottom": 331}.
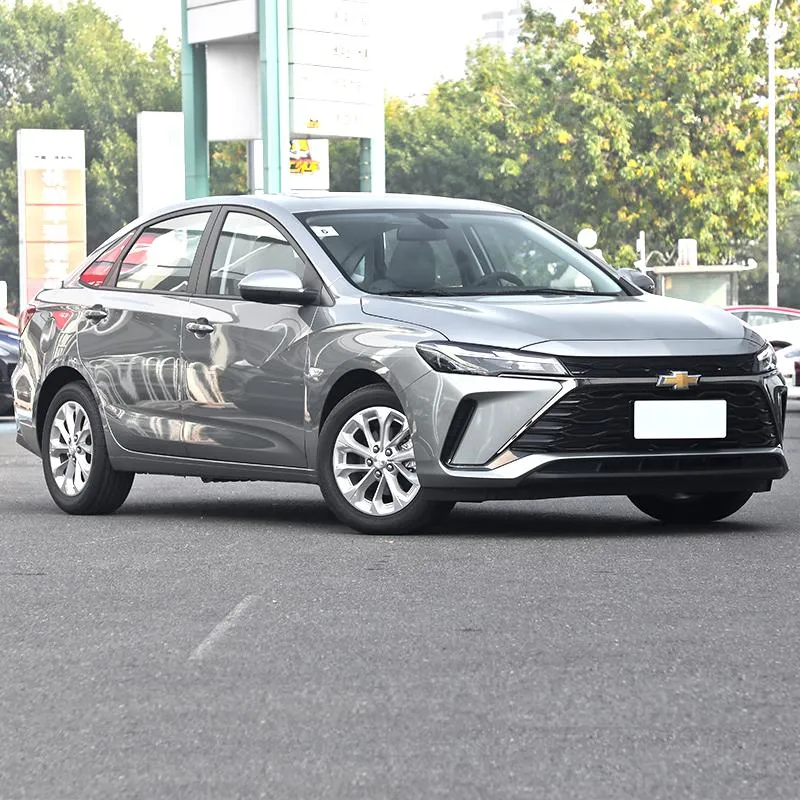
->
{"left": 512, "top": 384, "right": 778, "bottom": 455}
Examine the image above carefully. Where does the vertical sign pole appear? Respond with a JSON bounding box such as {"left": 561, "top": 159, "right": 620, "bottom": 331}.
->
{"left": 370, "top": 108, "right": 386, "bottom": 193}
{"left": 359, "top": 139, "right": 372, "bottom": 192}
{"left": 181, "top": 0, "right": 209, "bottom": 199}
{"left": 16, "top": 132, "right": 27, "bottom": 311}
{"left": 260, "top": 0, "right": 290, "bottom": 194}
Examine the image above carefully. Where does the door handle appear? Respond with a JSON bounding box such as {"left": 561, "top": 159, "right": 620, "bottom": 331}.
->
{"left": 84, "top": 305, "right": 108, "bottom": 322}
{"left": 186, "top": 319, "right": 215, "bottom": 336}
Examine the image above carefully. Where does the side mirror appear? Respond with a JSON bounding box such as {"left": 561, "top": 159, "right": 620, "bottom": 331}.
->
{"left": 618, "top": 268, "right": 655, "bottom": 294}
{"left": 239, "top": 270, "right": 318, "bottom": 306}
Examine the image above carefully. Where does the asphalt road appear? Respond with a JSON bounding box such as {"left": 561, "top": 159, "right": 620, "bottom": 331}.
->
{"left": 1, "top": 410, "right": 799, "bottom": 800}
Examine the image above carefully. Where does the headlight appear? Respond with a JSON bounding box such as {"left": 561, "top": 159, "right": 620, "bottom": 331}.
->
{"left": 756, "top": 344, "right": 778, "bottom": 373}
{"left": 416, "top": 341, "right": 567, "bottom": 377}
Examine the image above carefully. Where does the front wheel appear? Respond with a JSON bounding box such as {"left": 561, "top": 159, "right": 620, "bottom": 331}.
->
{"left": 628, "top": 491, "right": 753, "bottom": 524}
{"left": 317, "top": 384, "right": 454, "bottom": 535}
{"left": 42, "top": 381, "right": 134, "bottom": 515}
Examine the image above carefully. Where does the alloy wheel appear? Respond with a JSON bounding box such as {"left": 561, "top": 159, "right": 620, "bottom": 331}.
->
{"left": 48, "top": 400, "right": 93, "bottom": 497}
{"left": 332, "top": 405, "right": 420, "bottom": 516}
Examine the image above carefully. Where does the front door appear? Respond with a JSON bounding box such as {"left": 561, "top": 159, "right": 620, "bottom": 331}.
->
{"left": 78, "top": 210, "right": 214, "bottom": 456}
{"left": 180, "top": 209, "right": 317, "bottom": 466}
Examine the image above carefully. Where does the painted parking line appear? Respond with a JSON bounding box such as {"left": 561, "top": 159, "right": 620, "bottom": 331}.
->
{"left": 189, "top": 594, "right": 261, "bottom": 662}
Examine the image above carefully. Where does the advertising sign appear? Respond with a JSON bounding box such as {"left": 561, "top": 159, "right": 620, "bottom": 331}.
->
{"left": 288, "top": 138, "right": 330, "bottom": 192}
{"left": 289, "top": 0, "right": 376, "bottom": 138}
{"left": 17, "top": 129, "right": 87, "bottom": 308}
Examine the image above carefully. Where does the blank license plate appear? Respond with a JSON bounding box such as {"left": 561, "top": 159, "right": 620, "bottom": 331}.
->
{"left": 633, "top": 400, "right": 727, "bottom": 440}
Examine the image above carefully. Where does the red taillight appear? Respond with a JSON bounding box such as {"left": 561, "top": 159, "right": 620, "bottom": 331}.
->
{"left": 19, "top": 305, "right": 36, "bottom": 334}
{"left": 794, "top": 360, "right": 800, "bottom": 387}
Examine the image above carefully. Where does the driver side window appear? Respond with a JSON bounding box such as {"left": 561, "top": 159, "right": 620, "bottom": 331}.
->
{"left": 206, "top": 211, "right": 305, "bottom": 297}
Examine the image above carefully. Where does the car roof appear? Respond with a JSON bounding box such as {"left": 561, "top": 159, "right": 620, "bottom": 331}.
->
{"left": 151, "top": 192, "right": 515, "bottom": 217}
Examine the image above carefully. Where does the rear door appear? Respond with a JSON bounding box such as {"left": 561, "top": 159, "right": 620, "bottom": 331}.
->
{"left": 180, "top": 208, "right": 318, "bottom": 466}
{"left": 77, "top": 209, "right": 216, "bottom": 456}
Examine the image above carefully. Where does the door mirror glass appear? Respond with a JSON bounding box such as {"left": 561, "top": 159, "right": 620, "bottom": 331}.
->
{"left": 618, "top": 268, "right": 655, "bottom": 293}
{"left": 238, "top": 270, "right": 318, "bottom": 305}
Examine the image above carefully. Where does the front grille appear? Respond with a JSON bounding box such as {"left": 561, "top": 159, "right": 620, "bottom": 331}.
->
{"left": 560, "top": 354, "right": 757, "bottom": 379}
{"left": 512, "top": 384, "right": 778, "bottom": 455}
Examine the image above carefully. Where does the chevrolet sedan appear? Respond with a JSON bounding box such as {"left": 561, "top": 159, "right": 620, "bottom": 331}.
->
{"left": 12, "top": 194, "right": 788, "bottom": 533}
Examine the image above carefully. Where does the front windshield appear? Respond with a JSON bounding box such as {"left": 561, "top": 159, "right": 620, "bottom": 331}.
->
{"left": 300, "top": 210, "right": 624, "bottom": 297}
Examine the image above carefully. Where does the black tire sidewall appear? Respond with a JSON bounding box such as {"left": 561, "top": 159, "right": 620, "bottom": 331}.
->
{"left": 317, "top": 385, "right": 451, "bottom": 535}
{"left": 628, "top": 491, "right": 753, "bottom": 524}
{"left": 42, "top": 382, "right": 125, "bottom": 514}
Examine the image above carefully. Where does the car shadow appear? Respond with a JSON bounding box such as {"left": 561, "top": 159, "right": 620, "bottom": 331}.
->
{"left": 110, "top": 495, "right": 767, "bottom": 539}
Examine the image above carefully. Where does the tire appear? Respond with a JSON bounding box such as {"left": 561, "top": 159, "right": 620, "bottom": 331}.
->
{"left": 317, "top": 384, "right": 454, "bottom": 535}
{"left": 42, "top": 381, "right": 134, "bottom": 515}
{"left": 628, "top": 491, "right": 753, "bottom": 524}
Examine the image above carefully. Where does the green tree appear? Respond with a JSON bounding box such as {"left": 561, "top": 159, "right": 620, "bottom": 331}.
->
{"left": 0, "top": 0, "right": 181, "bottom": 312}
{"left": 384, "top": 0, "right": 800, "bottom": 270}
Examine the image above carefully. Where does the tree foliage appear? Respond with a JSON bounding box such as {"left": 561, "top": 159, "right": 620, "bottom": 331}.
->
{"left": 0, "top": 0, "right": 180, "bottom": 311}
{"left": 384, "top": 0, "right": 800, "bottom": 274}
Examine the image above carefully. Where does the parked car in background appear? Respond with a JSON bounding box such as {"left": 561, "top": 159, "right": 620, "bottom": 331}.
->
{"left": 12, "top": 194, "right": 788, "bottom": 534}
{"left": 726, "top": 305, "right": 800, "bottom": 327}
{"left": 776, "top": 345, "right": 800, "bottom": 400}
{"left": 0, "top": 325, "right": 19, "bottom": 416}
{"left": 0, "top": 312, "right": 18, "bottom": 330}
{"left": 752, "top": 319, "right": 800, "bottom": 351}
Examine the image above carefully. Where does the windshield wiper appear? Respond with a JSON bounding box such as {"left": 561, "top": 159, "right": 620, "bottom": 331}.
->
{"left": 495, "top": 287, "right": 621, "bottom": 297}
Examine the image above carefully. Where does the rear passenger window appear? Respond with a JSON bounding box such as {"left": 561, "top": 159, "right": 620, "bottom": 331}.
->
{"left": 113, "top": 212, "right": 211, "bottom": 293}
{"left": 66, "top": 234, "right": 133, "bottom": 288}
{"left": 206, "top": 212, "right": 305, "bottom": 297}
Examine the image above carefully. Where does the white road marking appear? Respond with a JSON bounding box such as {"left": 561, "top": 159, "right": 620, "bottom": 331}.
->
{"left": 189, "top": 594, "right": 260, "bottom": 662}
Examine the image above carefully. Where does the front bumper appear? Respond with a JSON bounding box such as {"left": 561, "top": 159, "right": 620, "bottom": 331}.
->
{"left": 404, "top": 370, "right": 788, "bottom": 502}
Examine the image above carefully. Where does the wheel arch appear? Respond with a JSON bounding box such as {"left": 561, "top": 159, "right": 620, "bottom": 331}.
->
{"left": 35, "top": 366, "right": 92, "bottom": 448}
{"left": 319, "top": 369, "right": 391, "bottom": 432}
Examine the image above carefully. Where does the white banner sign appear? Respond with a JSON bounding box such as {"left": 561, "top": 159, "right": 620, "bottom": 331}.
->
{"left": 137, "top": 112, "right": 186, "bottom": 217}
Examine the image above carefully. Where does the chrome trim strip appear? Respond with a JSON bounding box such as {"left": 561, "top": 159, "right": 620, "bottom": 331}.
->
{"left": 445, "top": 446, "right": 785, "bottom": 482}
{"left": 486, "top": 378, "right": 578, "bottom": 465}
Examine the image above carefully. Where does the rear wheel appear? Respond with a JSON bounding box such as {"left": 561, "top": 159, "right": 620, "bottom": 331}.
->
{"left": 318, "top": 384, "right": 454, "bottom": 534}
{"left": 42, "top": 382, "right": 134, "bottom": 515}
{"left": 628, "top": 491, "right": 753, "bottom": 524}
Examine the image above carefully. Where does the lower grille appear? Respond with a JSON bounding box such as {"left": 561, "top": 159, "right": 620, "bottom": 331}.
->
{"left": 535, "top": 453, "right": 785, "bottom": 476}
{"left": 512, "top": 384, "right": 778, "bottom": 455}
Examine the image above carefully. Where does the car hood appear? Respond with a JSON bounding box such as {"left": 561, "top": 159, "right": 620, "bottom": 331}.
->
{"left": 361, "top": 293, "right": 763, "bottom": 356}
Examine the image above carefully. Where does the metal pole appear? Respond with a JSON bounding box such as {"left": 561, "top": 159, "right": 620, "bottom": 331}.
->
{"left": 181, "top": 0, "right": 209, "bottom": 199}
{"left": 259, "top": 0, "right": 290, "bottom": 194}
{"left": 767, "top": 0, "right": 779, "bottom": 306}
{"left": 359, "top": 139, "right": 372, "bottom": 192}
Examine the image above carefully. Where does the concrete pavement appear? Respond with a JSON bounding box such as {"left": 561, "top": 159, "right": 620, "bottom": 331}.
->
{"left": 1, "top": 411, "right": 799, "bottom": 799}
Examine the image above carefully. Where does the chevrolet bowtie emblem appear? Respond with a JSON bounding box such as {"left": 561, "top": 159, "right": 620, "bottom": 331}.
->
{"left": 657, "top": 371, "right": 701, "bottom": 390}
